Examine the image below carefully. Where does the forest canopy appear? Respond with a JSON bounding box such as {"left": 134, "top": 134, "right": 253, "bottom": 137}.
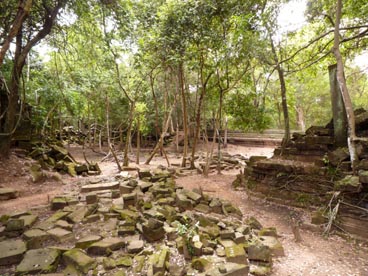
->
{"left": 0, "top": 0, "right": 367, "bottom": 158}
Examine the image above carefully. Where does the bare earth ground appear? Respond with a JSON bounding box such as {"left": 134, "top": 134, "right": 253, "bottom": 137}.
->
{"left": 1, "top": 143, "right": 368, "bottom": 276}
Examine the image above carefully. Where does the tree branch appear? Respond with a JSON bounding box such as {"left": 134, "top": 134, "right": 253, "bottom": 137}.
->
{"left": 0, "top": 0, "right": 33, "bottom": 66}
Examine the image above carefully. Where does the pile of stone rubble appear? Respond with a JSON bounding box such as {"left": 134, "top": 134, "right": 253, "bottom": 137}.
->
{"left": 0, "top": 169, "right": 283, "bottom": 275}
{"left": 243, "top": 110, "right": 368, "bottom": 239}
{"left": 28, "top": 141, "right": 100, "bottom": 178}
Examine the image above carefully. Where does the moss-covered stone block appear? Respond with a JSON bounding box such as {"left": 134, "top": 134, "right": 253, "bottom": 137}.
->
{"left": 0, "top": 239, "right": 27, "bottom": 265}
{"left": 335, "top": 175, "right": 362, "bottom": 193}
{"left": 191, "top": 257, "right": 212, "bottom": 272}
{"left": 225, "top": 244, "right": 248, "bottom": 265}
{"left": 63, "top": 248, "right": 96, "bottom": 273}
{"left": 15, "top": 248, "right": 60, "bottom": 275}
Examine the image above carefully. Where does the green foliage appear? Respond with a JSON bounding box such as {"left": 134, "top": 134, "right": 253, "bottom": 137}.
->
{"left": 322, "top": 154, "right": 343, "bottom": 181}
{"left": 176, "top": 221, "right": 199, "bottom": 256}
{"left": 225, "top": 90, "right": 271, "bottom": 131}
{"left": 4, "top": 0, "right": 366, "bottom": 142}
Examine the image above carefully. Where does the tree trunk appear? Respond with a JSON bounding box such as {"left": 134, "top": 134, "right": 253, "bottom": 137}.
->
{"left": 87, "top": 99, "right": 92, "bottom": 147}
{"left": 0, "top": 0, "right": 33, "bottom": 66}
{"left": 0, "top": 31, "right": 23, "bottom": 157}
{"left": 295, "top": 105, "right": 306, "bottom": 132}
{"left": 204, "top": 126, "right": 217, "bottom": 177}
{"left": 270, "top": 36, "right": 290, "bottom": 151}
{"left": 224, "top": 116, "right": 228, "bottom": 148}
{"left": 105, "top": 91, "right": 112, "bottom": 150}
{"left": 0, "top": 0, "right": 66, "bottom": 158}
{"left": 99, "top": 128, "right": 103, "bottom": 152}
{"left": 190, "top": 57, "right": 211, "bottom": 169}
{"left": 176, "top": 123, "right": 179, "bottom": 153}
{"left": 150, "top": 73, "right": 161, "bottom": 143}
{"left": 328, "top": 64, "right": 347, "bottom": 146}
{"left": 145, "top": 96, "right": 177, "bottom": 165}
{"left": 93, "top": 118, "right": 97, "bottom": 149}
{"left": 332, "top": 0, "right": 358, "bottom": 173}
{"left": 217, "top": 90, "right": 224, "bottom": 175}
{"left": 277, "top": 66, "right": 290, "bottom": 149}
{"left": 42, "top": 104, "right": 58, "bottom": 136}
{"left": 110, "top": 145, "right": 122, "bottom": 172}
{"left": 136, "top": 117, "right": 140, "bottom": 164}
{"left": 169, "top": 116, "right": 175, "bottom": 134}
{"left": 59, "top": 107, "right": 63, "bottom": 139}
{"left": 123, "top": 103, "right": 135, "bottom": 167}
{"left": 179, "top": 63, "right": 189, "bottom": 168}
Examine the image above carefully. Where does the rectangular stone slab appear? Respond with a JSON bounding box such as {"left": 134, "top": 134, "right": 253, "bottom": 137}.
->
{"left": 15, "top": 248, "right": 60, "bottom": 275}
{"left": 0, "top": 239, "right": 27, "bottom": 265}
{"left": 151, "top": 247, "right": 170, "bottom": 274}
{"left": 225, "top": 244, "right": 248, "bottom": 265}
{"left": 87, "top": 237, "right": 125, "bottom": 255}
{"left": 63, "top": 248, "right": 97, "bottom": 273}
{"left": 0, "top": 188, "right": 18, "bottom": 200}
{"left": 47, "top": 227, "right": 74, "bottom": 242}
{"left": 23, "top": 229, "right": 51, "bottom": 249}
{"left": 81, "top": 181, "right": 120, "bottom": 193}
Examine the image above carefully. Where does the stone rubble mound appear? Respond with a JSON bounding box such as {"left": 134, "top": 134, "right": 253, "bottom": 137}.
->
{"left": 0, "top": 168, "right": 283, "bottom": 275}
{"left": 27, "top": 140, "right": 100, "bottom": 178}
{"left": 242, "top": 109, "right": 368, "bottom": 239}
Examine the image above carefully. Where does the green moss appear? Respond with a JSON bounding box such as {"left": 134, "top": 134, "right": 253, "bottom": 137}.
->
{"left": 247, "top": 179, "right": 257, "bottom": 190}
{"left": 134, "top": 255, "right": 146, "bottom": 273}
{"left": 103, "top": 257, "right": 116, "bottom": 269}
{"left": 66, "top": 163, "right": 77, "bottom": 177}
{"left": 259, "top": 227, "right": 277, "bottom": 237}
{"left": 0, "top": 214, "right": 9, "bottom": 224}
{"left": 116, "top": 256, "right": 133, "bottom": 267}
{"left": 191, "top": 257, "right": 212, "bottom": 272}
{"left": 295, "top": 193, "right": 318, "bottom": 207}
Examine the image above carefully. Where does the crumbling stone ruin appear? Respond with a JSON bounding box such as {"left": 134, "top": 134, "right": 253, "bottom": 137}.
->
{"left": 0, "top": 169, "right": 283, "bottom": 275}
{"left": 243, "top": 109, "right": 368, "bottom": 239}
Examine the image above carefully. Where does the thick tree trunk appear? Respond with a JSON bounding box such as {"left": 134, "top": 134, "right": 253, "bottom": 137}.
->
{"left": 0, "top": 0, "right": 66, "bottom": 158}
{"left": 328, "top": 64, "right": 347, "bottom": 146}
{"left": 0, "top": 31, "right": 23, "bottom": 157}
{"left": 332, "top": 0, "right": 358, "bottom": 172}
{"left": 0, "top": 0, "right": 33, "bottom": 66}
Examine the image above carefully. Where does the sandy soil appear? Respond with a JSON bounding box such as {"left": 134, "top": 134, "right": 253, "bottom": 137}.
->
{"left": 1, "top": 143, "right": 367, "bottom": 276}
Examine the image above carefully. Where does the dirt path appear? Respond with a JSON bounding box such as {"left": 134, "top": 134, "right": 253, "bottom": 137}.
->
{"left": 1, "top": 144, "right": 368, "bottom": 275}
